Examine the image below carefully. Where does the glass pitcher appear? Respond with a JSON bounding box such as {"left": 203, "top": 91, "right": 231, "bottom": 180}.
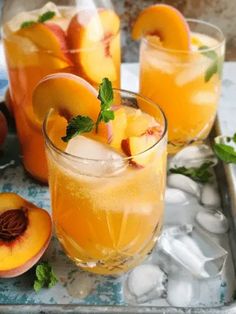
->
{"left": 2, "top": 0, "right": 121, "bottom": 182}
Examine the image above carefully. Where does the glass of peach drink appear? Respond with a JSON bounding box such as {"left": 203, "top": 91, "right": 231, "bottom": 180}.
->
{"left": 2, "top": 1, "right": 120, "bottom": 182}
{"left": 132, "top": 5, "right": 225, "bottom": 154}
{"left": 32, "top": 73, "right": 167, "bottom": 275}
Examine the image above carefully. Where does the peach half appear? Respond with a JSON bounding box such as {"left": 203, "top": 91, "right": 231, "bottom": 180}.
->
{"left": 132, "top": 4, "right": 190, "bottom": 50}
{"left": 67, "top": 9, "right": 120, "bottom": 84}
{"left": 0, "top": 193, "right": 52, "bottom": 278}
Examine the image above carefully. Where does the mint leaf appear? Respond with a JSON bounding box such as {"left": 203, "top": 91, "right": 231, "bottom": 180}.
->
{"left": 62, "top": 115, "right": 94, "bottom": 142}
{"left": 233, "top": 133, "right": 236, "bottom": 144}
{"left": 199, "top": 45, "right": 218, "bottom": 60}
{"left": 34, "top": 280, "right": 43, "bottom": 293}
{"left": 205, "top": 60, "right": 218, "bottom": 82}
{"left": 38, "top": 11, "right": 55, "bottom": 23}
{"left": 97, "top": 78, "right": 113, "bottom": 108}
{"left": 34, "top": 262, "right": 58, "bottom": 293}
{"left": 20, "top": 21, "right": 36, "bottom": 29}
{"left": 213, "top": 143, "right": 236, "bottom": 164}
{"left": 199, "top": 45, "right": 223, "bottom": 83}
{"left": 169, "top": 161, "right": 213, "bottom": 183}
{"left": 96, "top": 78, "right": 114, "bottom": 132}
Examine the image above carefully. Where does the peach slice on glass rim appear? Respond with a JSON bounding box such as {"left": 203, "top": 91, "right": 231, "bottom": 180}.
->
{"left": 132, "top": 4, "right": 190, "bottom": 50}
{"left": 32, "top": 73, "right": 109, "bottom": 141}
{"left": 67, "top": 9, "right": 120, "bottom": 84}
{"left": 0, "top": 193, "right": 52, "bottom": 278}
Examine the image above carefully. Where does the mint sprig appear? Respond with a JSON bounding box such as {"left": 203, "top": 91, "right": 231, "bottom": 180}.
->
{"left": 38, "top": 11, "right": 55, "bottom": 23}
{"left": 213, "top": 134, "right": 236, "bottom": 164}
{"left": 169, "top": 161, "right": 214, "bottom": 183}
{"left": 62, "top": 115, "right": 94, "bottom": 142}
{"left": 199, "top": 45, "right": 223, "bottom": 82}
{"left": 20, "top": 11, "right": 55, "bottom": 29}
{"left": 21, "top": 21, "right": 36, "bottom": 29}
{"left": 34, "top": 261, "right": 58, "bottom": 293}
{"left": 62, "top": 78, "right": 114, "bottom": 142}
{"left": 95, "top": 78, "right": 114, "bottom": 132}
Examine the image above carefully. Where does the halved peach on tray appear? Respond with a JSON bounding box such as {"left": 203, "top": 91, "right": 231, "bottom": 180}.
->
{"left": 0, "top": 193, "right": 52, "bottom": 278}
{"left": 132, "top": 4, "right": 190, "bottom": 50}
{"left": 16, "top": 22, "right": 72, "bottom": 65}
{"left": 32, "top": 73, "right": 109, "bottom": 141}
{"left": 67, "top": 9, "right": 120, "bottom": 84}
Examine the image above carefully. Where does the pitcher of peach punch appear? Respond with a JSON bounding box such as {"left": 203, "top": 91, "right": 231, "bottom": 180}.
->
{"left": 2, "top": 0, "right": 121, "bottom": 182}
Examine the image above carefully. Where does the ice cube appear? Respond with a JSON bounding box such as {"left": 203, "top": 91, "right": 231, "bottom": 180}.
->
{"left": 66, "top": 271, "right": 96, "bottom": 299}
{"left": 159, "top": 225, "right": 227, "bottom": 278}
{"left": 169, "top": 144, "right": 217, "bottom": 169}
{"left": 65, "top": 135, "right": 127, "bottom": 176}
{"left": 196, "top": 210, "right": 228, "bottom": 234}
{"left": 167, "top": 269, "right": 199, "bottom": 307}
{"left": 125, "top": 264, "right": 167, "bottom": 304}
{"left": 176, "top": 57, "right": 212, "bottom": 86}
{"left": 192, "top": 91, "right": 218, "bottom": 105}
{"left": 201, "top": 184, "right": 221, "bottom": 208}
{"left": 167, "top": 174, "right": 201, "bottom": 198}
{"left": 165, "top": 188, "right": 188, "bottom": 204}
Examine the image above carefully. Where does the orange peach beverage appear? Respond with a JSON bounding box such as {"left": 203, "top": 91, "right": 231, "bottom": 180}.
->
{"left": 132, "top": 5, "right": 225, "bottom": 153}
{"left": 2, "top": 2, "right": 121, "bottom": 182}
{"left": 33, "top": 74, "right": 167, "bottom": 275}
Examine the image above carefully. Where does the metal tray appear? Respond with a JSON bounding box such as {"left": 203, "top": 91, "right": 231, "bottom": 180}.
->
{"left": 1, "top": 63, "right": 236, "bottom": 313}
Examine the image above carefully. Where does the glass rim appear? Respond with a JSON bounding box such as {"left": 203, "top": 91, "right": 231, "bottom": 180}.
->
{"left": 43, "top": 88, "right": 167, "bottom": 164}
{"left": 141, "top": 18, "right": 225, "bottom": 55}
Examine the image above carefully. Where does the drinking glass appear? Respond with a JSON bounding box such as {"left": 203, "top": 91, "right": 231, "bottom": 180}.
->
{"left": 139, "top": 19, "right": 225, "bottom": 154}
{"left": 43, "top": 89, "right": 167, "bottom": 275}
{"left": 2, "top": 0, "right": 120, "bottom": 182}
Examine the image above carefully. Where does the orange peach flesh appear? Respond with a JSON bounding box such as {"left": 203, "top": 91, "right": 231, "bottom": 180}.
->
{"left": 0, "top": 193, "right": 52, "bottom": 278}
{"left": 67, "top": 9, "right": 120, "bottom": 84}
{"left": 132, "top": 4, "right": 190, "bottom": 50}
{"left": 16, "top": 22, "right": 72, "bottom": 64}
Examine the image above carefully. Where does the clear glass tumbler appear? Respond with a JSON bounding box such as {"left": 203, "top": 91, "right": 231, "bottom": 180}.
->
{"left": 2, "top": 0, "right": 121, "bottom": 182}
{"left": 43, "top": 89, "right": 167, "bottom": 275}
{"left": 139, "top": 19, "right": 225, "bottom": 154}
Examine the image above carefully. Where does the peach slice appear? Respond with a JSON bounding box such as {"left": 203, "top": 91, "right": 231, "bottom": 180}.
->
{"left": 0, "top": 112, "right": 8, "bottom": 147}
{"left": 32, "top": 73, "right": 108, "bottom": 141}
{"left": 67, "top": 9, "right": 120, "bottom": 84}
{"left": 0, "top": 193, "right": 52, "bottom": 278}
{"left": 132, "top": 4, "right": 190, "bottom": 50}
{"left": 16, "top": 22, "right": 72, "bottom": 65}
{"left": 33, "top": 73, "right": 100, "bottom": 122}
{"left": 122, "top": 132, "right": 159, "bottom": 167}
{"left": 125, "top": 108, "right": 158, "bottom": 137}
{"left": 109, "top": 107, "right": 127, "bottom": 150}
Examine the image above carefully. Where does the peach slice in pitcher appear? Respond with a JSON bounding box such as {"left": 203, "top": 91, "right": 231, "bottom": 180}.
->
{"left": 0, "top": 193, "right": 52, "bottom": 278}
{"left": 132, "top": 4, "right": 190, "bottom": 50}
{"left": 32, "top": 73, "right": 109, "bottom": 142}
{"left": 67, "top": 9, "right": 120, "bottom": 84}
{"left": 16, "top": 22, "right": 73, "bottom": 65}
